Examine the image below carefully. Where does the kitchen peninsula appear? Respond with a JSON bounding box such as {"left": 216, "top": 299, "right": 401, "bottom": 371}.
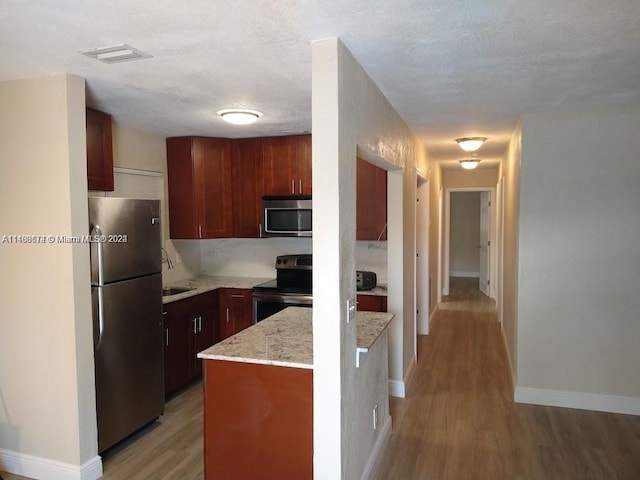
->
{"left": 197, "top": 307, "right": 394, "bottom": 480}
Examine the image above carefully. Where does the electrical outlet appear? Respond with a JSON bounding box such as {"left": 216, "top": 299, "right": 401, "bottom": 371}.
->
{"left": 373, "top": 404, "right": 378, "bottom": 430}
{"left": 213, "top": 248, "right": 222, "bottom": 258}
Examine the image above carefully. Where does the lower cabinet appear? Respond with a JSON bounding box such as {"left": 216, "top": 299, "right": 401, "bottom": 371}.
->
{"left": 218, "top": 288, "right": 253, "bottom": 341}
{"left": 163, "top": 290, "right": 218, "bottom": 398}
{"left": 356, "top": 294, "right": 387, "bottom": 312}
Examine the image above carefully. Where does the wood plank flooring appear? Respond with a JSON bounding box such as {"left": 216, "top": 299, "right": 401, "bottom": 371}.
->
{"left": 373, "top": 277, "right": 640, "bottom": 480}
{"left": 2, "top": 277, "right": 639, "bottom": 479}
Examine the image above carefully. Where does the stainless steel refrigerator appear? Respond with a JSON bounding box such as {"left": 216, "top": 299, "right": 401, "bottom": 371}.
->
{"left": 89, "top": 197, "right": 164, "bottom": 453}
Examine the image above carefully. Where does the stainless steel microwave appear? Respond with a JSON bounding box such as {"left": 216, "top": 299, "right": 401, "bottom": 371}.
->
{"left": 262, "top": 195, "right": 312, "bottom": 237}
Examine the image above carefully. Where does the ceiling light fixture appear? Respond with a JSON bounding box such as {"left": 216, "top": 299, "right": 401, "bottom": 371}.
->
{"left": 459, "top": 159, "right": 481, "bottom": 170}
{"left": 455, "top": 137, "right": 487, "bottom": 152}
{"left": 217, "top": 109, "right": 263, "bottom": 125}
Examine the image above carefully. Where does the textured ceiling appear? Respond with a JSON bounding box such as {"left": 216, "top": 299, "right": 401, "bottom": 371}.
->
{"left": 2, "top": 0, "right": 639, "bottom": 169}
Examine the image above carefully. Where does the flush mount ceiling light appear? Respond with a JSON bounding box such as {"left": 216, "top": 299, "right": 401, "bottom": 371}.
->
{"left": 217, "top": 109, "right": 263, "bottom": 125}
{"left": 455, "top": 137, "right": 487, "bottom": 152}
{"left": 459, "top": 159, "right": 481, "bottom": 170}
{"left": 81, "top": 44, "right": 152, "bottom": 64}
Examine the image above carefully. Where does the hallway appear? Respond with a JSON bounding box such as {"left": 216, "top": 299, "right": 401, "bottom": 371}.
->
{"left": 374, "top": 277, "right": 640, "bottom": 479}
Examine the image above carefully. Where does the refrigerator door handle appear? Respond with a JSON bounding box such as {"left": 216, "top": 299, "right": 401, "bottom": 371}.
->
{"left": 96, "top": 287, "right": 105, "bottom": 348}
{"left": 92, "top": 224, "right": 105, "bottom": 285}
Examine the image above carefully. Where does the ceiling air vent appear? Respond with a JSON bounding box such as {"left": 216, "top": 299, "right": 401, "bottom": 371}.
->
{"left": 81, "top": 44, "right": 152, "bottom": 64}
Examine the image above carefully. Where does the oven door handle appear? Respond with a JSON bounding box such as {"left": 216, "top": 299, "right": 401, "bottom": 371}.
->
{"left": 252, "top": 292, "right": 313, "bottom": 305}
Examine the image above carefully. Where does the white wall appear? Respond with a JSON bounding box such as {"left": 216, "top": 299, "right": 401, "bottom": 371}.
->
{"left": 311, "top": 38, "right": 429, "bottom": 479}
{"left": 0, "top": 75, "right": 101, "bottom": 478}
{"left": 516, "top": 111, "right": 640, "bottom": 412}
{"left": 450, "top": 192, "right": 480, "bottom": 276}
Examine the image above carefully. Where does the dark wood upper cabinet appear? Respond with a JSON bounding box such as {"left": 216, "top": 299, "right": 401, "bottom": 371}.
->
{"left": 86, "top": 108, "right": 114, "bottom": 191}
{"left": 262, "top": 134, "right": 312, "bottom": 195}
{"left": 296, "top": 134, "right": 312, "bottom": 195}
{"left": 356, "top": 157, "right": 387, "bottom": 240}
{"left": 232, "top": 138, "right": 263, "bottom": 238}
{"left": 166, "top": 137, "right": 234, "bottom": 239}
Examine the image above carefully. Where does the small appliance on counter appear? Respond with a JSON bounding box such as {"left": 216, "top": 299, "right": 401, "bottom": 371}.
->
{"left": 356, "top": 271, "right": 377, "bottom": 291}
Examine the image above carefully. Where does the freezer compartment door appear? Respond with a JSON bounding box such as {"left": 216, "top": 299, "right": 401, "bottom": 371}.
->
{"left": 93, "top": 274, "right": 164, "bottom": 453}
{"left": 89, "top": 197, "right": 161, "bottom": 285}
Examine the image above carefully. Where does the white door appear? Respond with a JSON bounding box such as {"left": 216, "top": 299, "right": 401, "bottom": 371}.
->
{"left": 479, "top": 191, "right": 490, "bottom": 296}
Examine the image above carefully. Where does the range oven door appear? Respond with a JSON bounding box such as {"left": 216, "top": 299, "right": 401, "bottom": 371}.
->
{"left": 253, "top": 292, "right": 312, "bottom": 323}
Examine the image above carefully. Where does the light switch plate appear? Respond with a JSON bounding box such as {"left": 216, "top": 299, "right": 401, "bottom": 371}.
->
{"left": 347, "top": 297, "right": 356, "bottom": 323}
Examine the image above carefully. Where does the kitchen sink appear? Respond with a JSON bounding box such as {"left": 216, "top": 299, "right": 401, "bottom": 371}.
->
{"left": 162, "top": 286, "right": 194, "bottom": 297}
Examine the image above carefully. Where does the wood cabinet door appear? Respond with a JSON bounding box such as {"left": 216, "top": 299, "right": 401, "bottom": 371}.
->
{"left": 167, "top": 137, "right": 199, "bottom": 238}
{"left": 262, "top": 136, "right": 297, "bottom": 195}
{"left": 219, "top": 288, "right": 253, "bottom": 340}
{"left": 86, "top": 108, "right": 114, "bottom": 191}
{"left": 191, "top": 290, "right": 218, "bottom": 378}
{"left": 296, "top": 134, "right": 312, "bottom": 195}
{"left": 356, "top": 157, "right": 388, "bottom": 241}
{"left": 232, "top": 138, "right": 263, "bottom": 237}
{"left": 163, "top": 303, "right": 192, "bottom": 398}
{"left": 196, "top": 138, "right": 234, "bottom": 238}
{"left": 356, "top": 294, "right": 387, "bottom": 312}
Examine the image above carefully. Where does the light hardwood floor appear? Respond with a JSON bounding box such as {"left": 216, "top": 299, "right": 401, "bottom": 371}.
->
{"left": 374, "top": 277, "right": 640, "bottom": 480}
{"left": 3, "top": 278, "right": 639, "bottom": 479}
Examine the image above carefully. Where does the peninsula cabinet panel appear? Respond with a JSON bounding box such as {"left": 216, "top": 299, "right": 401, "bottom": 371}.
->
{"left": 356, "top": 157, "right": 387, "bottom": 241}
{"left": 262, "top": 134, "right": 312, "bottom": 195}
{"left": 166, "top": 137, "right": 234, "bottom": 239}
{"left": 86, "top": 108, "right": 114, "bottom": 191}
{"left": 232, "top": 138, "right": 263, "bottom": 238}
{"left": 204, "top": 360, "right": 312, "bottom": 480}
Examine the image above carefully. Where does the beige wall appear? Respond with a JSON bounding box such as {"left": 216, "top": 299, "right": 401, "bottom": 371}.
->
{"left": 111, "top": 121, "right": 199, "bottom": 282}
{"left": 516, "top": 111, "right": 640, "bottom": 402}
{"left": 311, "top": 38, "right": 429, "bottom": 479}
{"left": 498, "top": 125, "right": 522, "bottom": 383}
{"left": 443, "top": 167, "right": 498, "bottom": 188}
{"left": 429, "top": 163, "right": 443, "bottom": 313}
{"left": 0, "top": 75, "right": 99, "bottom": 475}
{"left": 450, "top": 192, "right": 481, "bottom": 275}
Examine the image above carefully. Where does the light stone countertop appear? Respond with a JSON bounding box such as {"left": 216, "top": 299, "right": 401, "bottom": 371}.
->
{"left": 162, "top": 275, "right": 273, "bottom": 304}
{"left": 356, "top": 285, "right": 388, "bottom": 297}
{"left": 197, "top": 307, "right": 394, "bottom": 369}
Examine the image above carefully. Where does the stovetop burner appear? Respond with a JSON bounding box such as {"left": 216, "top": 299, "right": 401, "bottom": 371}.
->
{"left": 253, "top": 254, "right": 312, "bottom": 295}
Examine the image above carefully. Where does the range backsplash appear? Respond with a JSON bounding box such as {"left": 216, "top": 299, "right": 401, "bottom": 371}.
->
{"left": 199, "top": 238, "right": 387, "bottom": 284}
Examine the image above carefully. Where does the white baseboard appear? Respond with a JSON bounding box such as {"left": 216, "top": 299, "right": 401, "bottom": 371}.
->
{"left": 359, "top": 415, "right": 392, "bottom": 480}
{"left": 450, "top": 271, "right": 480, "bottom": 278}
{"left": 0, "top": 449, "right": 102, "bottom": 480}
{"left": 515, "top": 387, "right": 640, "bottom": 416}
{"left": 388, "top": 356, "right": 417, "bottom": 399}
{"left": 388, "top": 379, "right": 405, "bottom": 398}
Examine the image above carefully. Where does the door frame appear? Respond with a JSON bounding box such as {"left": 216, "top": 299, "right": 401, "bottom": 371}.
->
{"left": 443, "top": 187, "right": 497, "bottom": 298}
{"left": 415, "top": 172, "right": 429, "bottom": 336}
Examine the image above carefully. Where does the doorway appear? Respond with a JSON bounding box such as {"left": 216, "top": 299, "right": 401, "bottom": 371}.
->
{"left": 443, "top": 187, "right": 496, "bottom": 298}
